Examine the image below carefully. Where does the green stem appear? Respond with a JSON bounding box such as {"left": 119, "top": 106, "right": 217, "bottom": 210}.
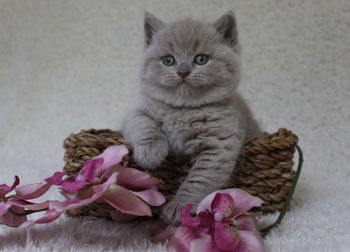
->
{"left": 260, "top": 144, "right": 304, "bottom": 237}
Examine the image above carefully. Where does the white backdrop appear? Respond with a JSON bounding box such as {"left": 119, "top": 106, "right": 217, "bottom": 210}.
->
{"left": 1, "top": 0, "right": 350, "bottom": 251}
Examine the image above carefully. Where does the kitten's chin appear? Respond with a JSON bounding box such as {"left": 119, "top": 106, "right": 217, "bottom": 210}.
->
{"left": 179, "top": 81, "right": 207, "bottom": 87}
{"left": 164, "top": 79, "right": 209, "bottom": 88}
{"left": 142, "top": 83, "right": 234, "bottom": 108}
{"left": 178, "top": 80, "right": 188, "bottom": 85}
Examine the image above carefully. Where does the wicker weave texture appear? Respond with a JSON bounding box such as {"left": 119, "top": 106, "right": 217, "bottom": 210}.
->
{"left": 63, "top": 128, "right": 298, "bottom": 217}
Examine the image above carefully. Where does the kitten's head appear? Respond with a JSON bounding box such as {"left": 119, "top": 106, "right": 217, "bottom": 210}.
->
{"left": 140, "top": 11, "right": 241, "bottom": 107}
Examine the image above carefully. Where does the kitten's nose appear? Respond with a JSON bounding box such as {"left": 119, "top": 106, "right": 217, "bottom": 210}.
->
{"left": 177, "top": 70, "right": 191, "bottom": 79}
{"left": 177, "top": 63, "right": 191, "bottom": 79}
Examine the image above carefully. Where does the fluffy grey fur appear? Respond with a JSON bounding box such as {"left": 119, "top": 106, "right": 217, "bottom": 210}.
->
{"left": 122, "top": 11, "right": 260, "bottom": 225}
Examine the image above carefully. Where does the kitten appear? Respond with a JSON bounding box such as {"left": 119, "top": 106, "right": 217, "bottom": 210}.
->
{"left": 122, "top": 11, "right": 260, "bottom": 225}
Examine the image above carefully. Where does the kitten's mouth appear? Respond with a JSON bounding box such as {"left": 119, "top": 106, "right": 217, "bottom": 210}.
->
{"left": 179, "top": 79, "right": 190, "bottom": 85}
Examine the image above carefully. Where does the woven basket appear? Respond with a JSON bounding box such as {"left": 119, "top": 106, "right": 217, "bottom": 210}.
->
{"left": 63, "top": 128, "right": 299, "bottom": 218}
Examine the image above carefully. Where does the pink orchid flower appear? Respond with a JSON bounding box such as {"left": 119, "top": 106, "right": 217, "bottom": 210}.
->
{"left": 1, "top": 175, "right": 63, "bottom": 228}
{"left": 0, "top": 173, "right": 69, "bottom": 228}
{"left": 7, "top": 145, "right": 165, "bottom": 228}
{"left": 0, "top": 176, "right": 28, "bottom": 227}
{"left": 166, "top": 189, "right": 265, "bottom": 252}
{"left": 0, "top": 176, "right": 20, "bottom": 199}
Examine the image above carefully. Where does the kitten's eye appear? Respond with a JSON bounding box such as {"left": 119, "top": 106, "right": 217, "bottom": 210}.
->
{"left": 161, "top": 55, "right": 176, "bottom": 66}
{"left": 194, "top": 54, "right": 209, "bottom": 65}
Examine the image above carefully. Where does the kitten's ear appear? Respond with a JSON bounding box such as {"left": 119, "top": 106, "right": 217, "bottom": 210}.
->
{"left": 144, "top": 12, "right": 165, "bottom": 47}
{"left": 214, "top": 11, "right": 238, "bottom": 47}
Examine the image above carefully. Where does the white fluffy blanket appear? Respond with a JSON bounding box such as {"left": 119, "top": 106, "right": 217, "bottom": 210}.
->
{"left": 1, "top": 0, "right": 350, "bottom": 251}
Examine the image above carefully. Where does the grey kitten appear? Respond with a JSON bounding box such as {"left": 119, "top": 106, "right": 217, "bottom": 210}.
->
{"left": 122, "top": 11, "right": 260, "bottom": 225}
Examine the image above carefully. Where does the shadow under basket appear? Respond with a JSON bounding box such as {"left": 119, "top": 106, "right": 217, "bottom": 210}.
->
{"left": 63, "top": 128, "right": 301, "bottom": 219}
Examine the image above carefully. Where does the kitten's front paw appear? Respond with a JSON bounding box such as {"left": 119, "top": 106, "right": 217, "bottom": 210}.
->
{"left": 161, "top": 198, "right": 197, "bottom": 226}
{"left": 133, "top": 139, "right": 168, "bottom": 170}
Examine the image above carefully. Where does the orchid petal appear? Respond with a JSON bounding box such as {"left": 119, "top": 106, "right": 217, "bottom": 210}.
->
{"left": 49, "top": 198, "right": 90, "bottom": 212}
{"left": 213, "top": 222, "right": 240, "bottom": 251}
{"left": 167, "top": 226, "right": 200, "bottom": 252}
{"left": 181, "top": 204, "right": 200, "bottom": 228}
{"left": 237, "top": 215, "right": 260, "bottom": 234}
{"left": 0, "top": 203, "right": 11, "bottom": 216}
{"left": 131, "top": 189, "right": 166, "bottom": 206}
{"left": 196, "top": 189, "right": 263, "bottom": 217}
{"left": 80, "top": 158, "right": 104, "bottom": 182}
{"left": 59, "top": 181, "right": 87, "bottom": 192}
{"left": 101, "top": 184, "right": 152, "bottom": 216}
{"left": 50, "top": 172, "right": 118, "bottom": 211}
{"left": 94, "top": 145, "right": 129, "bottom": 171}
{"left": 100, "top": 163, "right": 123, "bottom": 180}
{"left": 236, "top": 215, "right": 264, "bottom": 251}
{"left": 9, "top": 176, "right": 20, "bottom": 191}
{"left": 211, "top": 193, "right": 235, "bottom": 219}
{"left": 19, "top": 209, "right": 62, "bottom": 229}
{"left": 44, "top": 172, "right": 65, "bottom": 185}
{"left": 197, "top": 210, "right": 214, "bottom": 233}
{"left": 130, "top": 165, "right": 145, "bottom": 172}
{"left": 59, "top": 190, "right": 77, "bottom": 200}
{"left": 0, "top": 205, "right": 27, "bottom": 228}
{"left": 117, "top": 167, "right": 161, "bottom": 190}
{"left": 15, "top": 182, "right": 51, "bottom": 200}
{"left": 235, "top": 230, "right": 265, "bottom": 252}
{"left": 190, "top": 233, "right": 220, "bottom": 252}
{"left": 109, "top": 210, "right": 137, "bottom": 222}
{"left": 62, "top": 174, "right": 77, "bottom": 182}
{"left": 9, "top": 199, "right": 51, "bottom": 211}
{"left": 0, "top": 176, "right": 20, "bottom": 197}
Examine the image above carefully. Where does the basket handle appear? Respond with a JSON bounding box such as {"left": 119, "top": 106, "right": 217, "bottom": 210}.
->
{"left": 260, "top": 144, "right": 304, "bottom": 236}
